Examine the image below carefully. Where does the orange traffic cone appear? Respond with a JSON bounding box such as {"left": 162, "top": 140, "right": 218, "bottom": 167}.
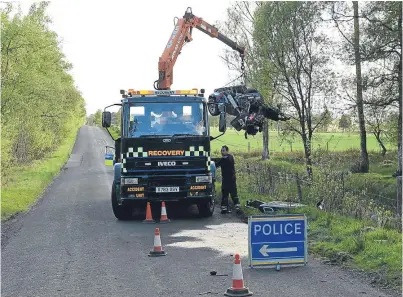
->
{"left": 224, "top": 254, "right": 253, "bottom": 297}
{"left": 159, "top": 201, "right": 171, "bottom": 223}
{"left": 143, "top": 202, "right": 155, "bottom": 223}
{"left": 148, "top": 228, "right": 167, "bottom": 257}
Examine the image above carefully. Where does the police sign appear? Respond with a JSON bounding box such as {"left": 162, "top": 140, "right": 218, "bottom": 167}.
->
{"left": 248, "top": 214, "right": 307, "bottom": 268}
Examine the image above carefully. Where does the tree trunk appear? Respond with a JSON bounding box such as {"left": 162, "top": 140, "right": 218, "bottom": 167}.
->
{"left": 397, "top": 8, "right": 402, "bottom": 176}
{"left": 397, "top": 176, "right": 402, "bottom": 217}
{"left": 373, "top": 131, "right": 387, "bottom": 156}
{"left": 262, "top": 120, "right": 269, "bottom": 160}
{"left": 301, "top": 132, "right": 313, "bottom": 178}
{"left": 353, "top": 1, "right": 369, "bottom": 173}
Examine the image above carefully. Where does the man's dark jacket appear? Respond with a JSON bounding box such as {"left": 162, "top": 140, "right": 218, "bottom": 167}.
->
{"left": 214, "top": 154, "right": 236, "bottom": 185}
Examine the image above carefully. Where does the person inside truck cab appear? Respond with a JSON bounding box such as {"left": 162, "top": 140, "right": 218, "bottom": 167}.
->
{"left": 129, "top": 113, "right": 150, "bottom": 136}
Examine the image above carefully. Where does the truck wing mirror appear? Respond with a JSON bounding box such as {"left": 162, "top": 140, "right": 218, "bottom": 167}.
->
{"left": 102, "top": 111, "right": 112, "bottom": 128}
{"left": 218, "top": 112, "right": 227, "bottom": 133}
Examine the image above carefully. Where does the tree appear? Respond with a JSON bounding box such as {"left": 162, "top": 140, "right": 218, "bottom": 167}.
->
{"left": 316, "top": 106, "right": 333, "bottom": 132}
{"left": 329, "top": 1, "right": 369, "bottom": 172}
{"left": 352, "top": 1, "right": 369, "bottom": 172}
{"left": 93, "top": 109, "right": 102, "bottom": 127}
{"left": 208, "top": 115, "right": 219, "bottom": 128}
{"left": 1, "top": 2, "right": 86, "bottom": 179}
{"left": 365, "top": 104, "right": 390, "bottom": 156}
{"left": 339, "top": 114, "right": 352, "bottom": 132}
{"left": 360, "top": 1, "right": 402, "bottom": 175}
{"left": 253, "top": 2, "right": 335, "bottom": 178}
{"left": 218, "top": 2, "right": 274, "bottom": 160}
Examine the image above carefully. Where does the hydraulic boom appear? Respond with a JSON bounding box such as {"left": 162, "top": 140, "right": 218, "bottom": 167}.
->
{"left": 154, "top": 7, "right": 245, "bottom": 90}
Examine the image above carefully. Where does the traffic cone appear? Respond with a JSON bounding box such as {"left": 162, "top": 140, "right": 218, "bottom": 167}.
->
{"left": 224, "top": 254, "right": 253, "bottom": 297}
{"left": 143, "top": 202, "right": 155, "bottom": 223}
{"left": 159, "top": 201, "right": 171, "bottom": 223}
{"left": 148, "top": 228, "right": 167, "bottom": 257}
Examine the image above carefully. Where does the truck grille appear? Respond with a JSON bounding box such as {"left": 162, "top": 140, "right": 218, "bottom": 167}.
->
{"left": 123, "top": 157, "right": 208, "bottom": 175}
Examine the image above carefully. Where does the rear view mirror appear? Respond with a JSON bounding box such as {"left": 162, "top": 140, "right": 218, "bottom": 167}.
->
{"left": 219, "top": 112, "right": 226, "bottom": 133}
{"left": 102, "top": 111, "right": 111, "bottom": 128}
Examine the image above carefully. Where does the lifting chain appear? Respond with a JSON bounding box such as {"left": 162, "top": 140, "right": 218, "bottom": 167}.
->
{"left": 240, "top": 53, "right": 246, "bottom": 86}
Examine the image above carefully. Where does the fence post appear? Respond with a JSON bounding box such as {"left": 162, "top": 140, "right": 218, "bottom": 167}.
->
{"left": 397, "top": 176, "right": 402, "bottom": 217}
{"left": 296, "top": 173, "right": 303, "bottom": 202}
{"left": 341, "top": 172, "right": 345, "bottom": 201}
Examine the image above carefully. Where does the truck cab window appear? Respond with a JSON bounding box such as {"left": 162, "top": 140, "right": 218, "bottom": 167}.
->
{"left": 127, "top": 102, "right": 206, "bottom": 137}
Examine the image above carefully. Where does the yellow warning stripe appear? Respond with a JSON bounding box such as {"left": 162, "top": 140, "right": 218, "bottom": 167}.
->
{"left": 250, "top": 216, "right": 305, "bottom": 221}
{"left": 252, "top": 259, "right": 305, "bottom": 265}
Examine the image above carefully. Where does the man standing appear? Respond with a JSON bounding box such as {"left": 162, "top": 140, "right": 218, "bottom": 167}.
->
{"left": 214, "top": 145, "right": 240, "bottom": 214}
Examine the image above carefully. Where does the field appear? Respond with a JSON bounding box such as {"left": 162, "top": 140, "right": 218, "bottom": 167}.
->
{"left": 210, "top": 128, "right": 393, "bottom": 154}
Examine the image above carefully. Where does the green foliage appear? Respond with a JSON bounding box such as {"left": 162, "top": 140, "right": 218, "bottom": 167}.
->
{"left": 339, "top": 114, "right": 352, "bottom": 131}
{"left": 1, "top": 2, "right": 86, "bottom": 183}
{"left": 252, "top": 1, "right": 336, "bottom": 176}
{"left": 219, "top": 145, "right": 399, "bottom": 230}
{"left": 315, "top": 107, "right": 333, "bottom": 132}
{"left": 1, "top": 128, "right": 80, "bottom": 220}
{"left": 93, "top": 109, "right": 102, "bottom": 127}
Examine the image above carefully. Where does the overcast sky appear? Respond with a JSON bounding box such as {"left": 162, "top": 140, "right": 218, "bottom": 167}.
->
{"left": 32, "top": 0, "right": 237, "bottom": 115}
{"left": 13, "top": 0, "right": 360, "bottom": 116}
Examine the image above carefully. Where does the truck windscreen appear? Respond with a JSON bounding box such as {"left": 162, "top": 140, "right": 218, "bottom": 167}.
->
{"left": 127, "top": 102, "right": 206, "bottom": 137}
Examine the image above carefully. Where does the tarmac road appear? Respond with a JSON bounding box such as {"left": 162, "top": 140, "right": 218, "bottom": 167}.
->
{"left": 1, "top": 125, "right": 397, "bottom": 297}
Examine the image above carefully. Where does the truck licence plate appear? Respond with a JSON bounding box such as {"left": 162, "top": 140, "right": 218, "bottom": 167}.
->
{"left": 156, "top": 187, "right": 179, "bottom": 193}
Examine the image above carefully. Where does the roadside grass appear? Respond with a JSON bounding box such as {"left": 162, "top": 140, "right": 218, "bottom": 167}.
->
{"left": 1, "top": 127, "right": 80, "bottom": 221}
{"left": 305, "top": 207, "right": 402, "bottom": 288}
{"left": 215, "top": 182, "right": 402, "bottom": 289}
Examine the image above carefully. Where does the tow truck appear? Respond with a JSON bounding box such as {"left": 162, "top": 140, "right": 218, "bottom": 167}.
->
{"left": 101, "top": 7, "right": 287, "bottom": 220}
{"left": 102, "top": 88, "right": 228, "bottom": 220}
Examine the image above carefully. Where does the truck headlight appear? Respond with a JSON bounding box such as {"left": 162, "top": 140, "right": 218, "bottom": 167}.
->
{"left": 196, "top": 176, "right": 212, "bottom": 183}
{"left": 121, "top": 178, "right": 138, "bottom": 185}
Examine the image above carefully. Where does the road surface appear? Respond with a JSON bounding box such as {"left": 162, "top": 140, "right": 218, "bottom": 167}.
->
{"left": 1, "top": 126, "right": 397, "bottom": 297}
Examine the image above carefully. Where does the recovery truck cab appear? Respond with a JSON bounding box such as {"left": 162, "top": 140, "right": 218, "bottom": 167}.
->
{"left": 102, "top": 88, "right": 227, "bottom": 220}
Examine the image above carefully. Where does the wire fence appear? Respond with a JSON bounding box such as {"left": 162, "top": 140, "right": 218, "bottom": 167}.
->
{"left": 215, "top": 158, "right": 402, "bottom": 230}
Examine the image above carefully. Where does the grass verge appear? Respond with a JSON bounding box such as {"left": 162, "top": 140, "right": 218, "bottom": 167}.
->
{"left": 215, "top": 182, "right": 402, "bottom": 290}
{"left": 1, "top": 127, "right": 81, "bottom": 221}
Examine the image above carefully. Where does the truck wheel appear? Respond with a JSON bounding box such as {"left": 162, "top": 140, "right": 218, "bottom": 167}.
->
{"left": 197, "top": 187, "right": 216, "bottom": 217}
{"left": 111, "top": 182, "right": 132, "bottom": 220}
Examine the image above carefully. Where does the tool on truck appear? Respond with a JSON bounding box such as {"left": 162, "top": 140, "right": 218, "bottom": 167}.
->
{"left": 102, "top": 88, "right": 227, "bottom": 220}
{"left": 154, "top": 7, "right": 290, "bottom": 138}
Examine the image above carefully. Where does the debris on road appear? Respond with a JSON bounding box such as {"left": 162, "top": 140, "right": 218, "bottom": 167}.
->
{"left": 245, "top": 200, "right": 306, "bottom": 214}
{"left": 210, "top": 271, "right": 228, "bottom": 276}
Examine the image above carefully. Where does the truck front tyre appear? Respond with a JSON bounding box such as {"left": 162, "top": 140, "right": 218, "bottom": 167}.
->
{"left": 197, "top": 188, "right": 216, "bottom": 217}
{"left": 111, "top": 182, "right": 132, "bottom": 220}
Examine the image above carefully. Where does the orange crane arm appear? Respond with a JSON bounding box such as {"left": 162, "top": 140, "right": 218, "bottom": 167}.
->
{"left": 154, "top": 7, "right": 246, "bottom": 90}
